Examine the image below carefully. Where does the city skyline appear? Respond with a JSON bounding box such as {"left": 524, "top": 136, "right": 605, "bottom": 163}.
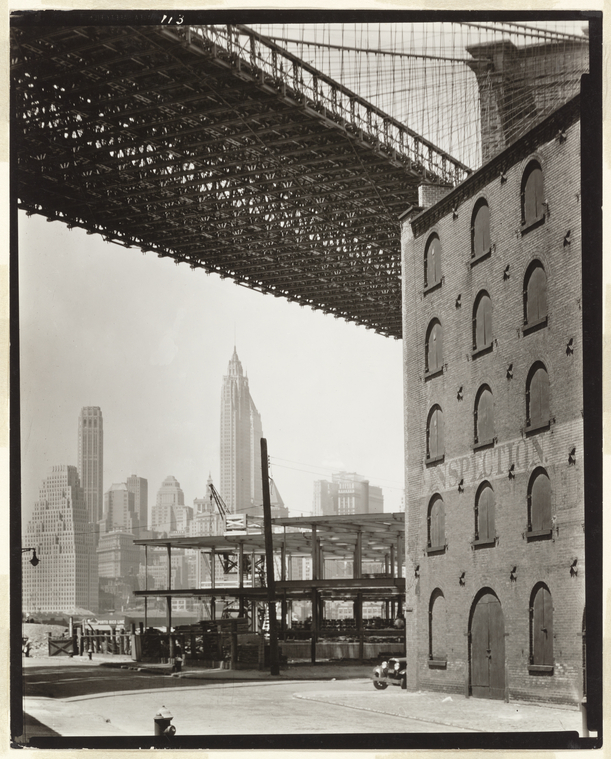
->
{"left": 19, "top": 211, "right": 405, "bottom": 529}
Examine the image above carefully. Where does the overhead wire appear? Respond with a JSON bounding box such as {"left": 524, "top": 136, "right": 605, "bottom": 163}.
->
{"left": 254, "top": 20, "right": 588, "bottom": 172}
{"left": 269, "top": 455, "right": 405, "bottom": 490}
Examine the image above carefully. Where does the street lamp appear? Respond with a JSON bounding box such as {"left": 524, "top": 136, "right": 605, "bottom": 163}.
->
{"left": 22, "top": 548, "right": 40, "bottom": 567}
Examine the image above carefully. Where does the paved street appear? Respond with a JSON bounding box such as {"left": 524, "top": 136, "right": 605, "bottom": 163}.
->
{"left": 20, "top": 660, "right": 468, "bottom": 737}
{"left": 23, "top": 663, "right": 210, "bottom": 699}
{"left": 17, "top": 656, "right": 585, "bottom": 743}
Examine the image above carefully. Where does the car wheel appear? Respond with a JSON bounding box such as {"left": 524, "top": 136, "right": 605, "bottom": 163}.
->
{"left": 401, "top": 676, "right": 407, "bottom": 689}
{"left": 373, "top": 678, "right": 388, "bottom": 690}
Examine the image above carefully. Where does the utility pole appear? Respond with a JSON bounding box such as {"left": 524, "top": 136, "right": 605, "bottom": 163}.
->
{"left": 260, "top": 438, "right": 280, "bottom": 676}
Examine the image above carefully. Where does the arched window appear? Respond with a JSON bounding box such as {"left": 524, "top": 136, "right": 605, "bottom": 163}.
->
{"left": 429, "top": 589, "right": 447, "bottom": 664}
{"left": 473, "top": 292, "right": 493, "bottom": 353}
{"left": 474, "top": 482, "right": 495, "bottom": 544}
{"left": 521, "top": 161, "right": 545, "bottom": 228}
{"left": 426, "top": 405, "right": 444, "bottom": 461}
{"left": 425, "top": 320, "right": 443, "bottom": 375}
{"left": 427, "top": 495, "right": 445, "bottom": 550}
{"left": 524, "top": 262, "right": 548, "bottom": 328}
{"left": 471, "top": 199, "right": 491, "bottom": 261}
{"left": 474, "top": 385, "right": 494, "bottom": 446}
{"left": 530, "top": 584, "right": 553, "bottom": 669}
{"left": 526, "top": 363, "right": 550, "bottom": 430}
{"left": 527, "top": 468, "right": 552, "bottom": 535}
{"left": 424, "top": 234, "right": 442, "bottom": 290}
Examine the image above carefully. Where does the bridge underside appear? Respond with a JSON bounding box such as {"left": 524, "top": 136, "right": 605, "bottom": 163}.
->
{"left": 12, "top": 23, "right": 458, "bottom": 338}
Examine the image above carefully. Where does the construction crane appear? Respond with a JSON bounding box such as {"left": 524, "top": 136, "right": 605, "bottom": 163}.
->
{"left": 207, "top": 481, "right": 227, "bottom": 524}
{"left": 207, "top": 481, "right": 250, "bottom": 574}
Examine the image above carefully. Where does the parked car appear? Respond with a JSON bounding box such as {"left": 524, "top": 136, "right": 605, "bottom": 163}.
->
{"left": 372, "top": 656, "right": 407, "bottom": 689}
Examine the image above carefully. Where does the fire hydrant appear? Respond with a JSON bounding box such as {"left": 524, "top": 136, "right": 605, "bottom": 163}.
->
{"left": 87, "top": 648, "right": 92, "bottom": 661}
{"left": 154, "top": 706, "right": 176, "bottom": 737}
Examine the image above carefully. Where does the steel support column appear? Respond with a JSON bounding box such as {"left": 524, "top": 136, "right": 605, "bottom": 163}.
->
{"left": 166, "top": 543, "right": 173, "bottom": 659}
{"left": 311, "top": 587, "right": 318, "bottom": 664}
{"left": 144, "top": 545, "right": 148, "bottom": 630}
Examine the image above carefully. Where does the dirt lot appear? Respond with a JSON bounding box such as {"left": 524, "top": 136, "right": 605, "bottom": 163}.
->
{"left": 22, "top": 623, "right": 70, "bottom": 657}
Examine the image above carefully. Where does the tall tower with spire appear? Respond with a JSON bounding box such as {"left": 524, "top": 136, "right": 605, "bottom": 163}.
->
{"left": 220, "top": 348, "right": 263, "bottom": 514}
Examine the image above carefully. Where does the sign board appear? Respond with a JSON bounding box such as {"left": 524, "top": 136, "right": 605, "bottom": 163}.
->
{"left": 93, "top": 618, "right": 125, "bottom": 626}
{"left": 225, "top": 515, "right": 246, "bottom": 531}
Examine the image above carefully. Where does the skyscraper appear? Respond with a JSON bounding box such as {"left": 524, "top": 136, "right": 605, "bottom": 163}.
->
{"left": 151, "top": 475, "right": 191, "bottom": 535}
{"left": 313, "top": 473, "right": 384, "bottom": 516}
{"left": 22, "top": 465, "right": 98, "bottom": 614}
{"left": 97, "top": 531, "right": 143, "bottom": 613}
{"left": 126, "top": 474, "right": 148, "bottom": 532}
{"left": 99, "top": 483, "right": 139, "bottom": 535}
{"left": 220, "top": 348, "right": 263, "bottom": 514}
{"left": 98, "top": 482, "right": 144, "bottom": 612}
{"left": 77, "top": 407, "right": 103, "bottom": 527}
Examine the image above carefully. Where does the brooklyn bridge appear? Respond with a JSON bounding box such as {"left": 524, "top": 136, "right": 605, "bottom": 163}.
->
{"left": 11, "top": 19, "right": 588, "bottom": 338}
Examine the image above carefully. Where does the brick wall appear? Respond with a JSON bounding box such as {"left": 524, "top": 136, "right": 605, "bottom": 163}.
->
{"left": 418, "top": 183, "right": 453, "bottom": 210}
{"left": 401, "top": 108, "right": 584, "bottom": 705}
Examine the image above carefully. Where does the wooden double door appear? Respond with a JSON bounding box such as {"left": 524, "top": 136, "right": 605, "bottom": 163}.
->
{"left": 470, "top": 592, "right": 505, "bottom": 700}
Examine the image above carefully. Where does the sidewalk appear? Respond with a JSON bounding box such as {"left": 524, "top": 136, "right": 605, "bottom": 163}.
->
{"left": 293, "top": 688, "right": 583, "bottom": 734}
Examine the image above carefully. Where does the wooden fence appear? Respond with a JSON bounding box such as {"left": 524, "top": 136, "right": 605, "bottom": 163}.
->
{"left": 47, "top": 634, "right": 76, "bottom": 657}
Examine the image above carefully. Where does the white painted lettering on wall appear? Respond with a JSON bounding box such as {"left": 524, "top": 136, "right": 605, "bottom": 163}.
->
{"left": 423, "top": 435, "right": 547, "bottom": 494}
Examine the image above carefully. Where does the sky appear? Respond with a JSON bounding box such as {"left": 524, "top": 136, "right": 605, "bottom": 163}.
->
{"left": 18, "top": 211, "right": 405, "bottom": 529}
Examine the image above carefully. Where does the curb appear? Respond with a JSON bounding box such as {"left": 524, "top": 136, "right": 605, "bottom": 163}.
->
{"left": 99, "top": 661, "right": 369, "bottom": 682}
{"left": 100, "top": 662, "right": 172, "bottom": 675}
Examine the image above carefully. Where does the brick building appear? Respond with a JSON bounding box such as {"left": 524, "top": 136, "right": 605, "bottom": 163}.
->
{"left": 400, "top": 95, "right": 585, "bottom": 705}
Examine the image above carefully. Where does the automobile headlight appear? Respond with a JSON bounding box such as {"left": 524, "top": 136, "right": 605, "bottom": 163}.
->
{"left": 394, "top": 661, "right": 401, "bottom": 671}
{"left": 381, "top": 661, "right": 388, "bottom": 669}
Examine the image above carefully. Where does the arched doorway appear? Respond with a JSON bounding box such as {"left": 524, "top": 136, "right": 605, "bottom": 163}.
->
{"left": 469, "top": 590, "right": 505, "bottom": 699}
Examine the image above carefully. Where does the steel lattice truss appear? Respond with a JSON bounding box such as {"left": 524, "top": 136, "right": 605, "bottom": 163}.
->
{"left": 12, "top": 23, "right": 469, "bottom": 338}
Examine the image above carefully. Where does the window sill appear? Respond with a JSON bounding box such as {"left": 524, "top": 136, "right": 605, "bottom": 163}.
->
{"left": 470, "top": 247, "right": 492, "bottom": 266}
{"left": 428, "top": 659, "right": 447, "bottom": 669}
{"left": 525, "top": 528, "right": 553, "bottom": 541}
{"left": 528, "top": 664, "right": 554, "bottom": 674}
{"left": 472, "top": 344, "right": 493, "bottom": 360}
{"left": 424, "top": 368, "right": 443, "bottom": 381}
{"left": 426, "top": 545, "right": 447, "bottom": 556}
{"left": 522, "top": 317, "right": 548, "bottom": 336}
{"left": 425, "top": 455, "right": 445, "bottom": 467}
{"left": 472, "top": 439, "right": 495, "bottom": 452}
{"left": 423, "top": 280, "right": 442, "bottom": 296}
{"left": 525, "top": 420, "right": 550, "bottom": 435}
{"left": 472, "top": 537, "right": 496, "bottom": 548}
{"left": 520, "top": 214, "right": 546, "bottom": 235}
